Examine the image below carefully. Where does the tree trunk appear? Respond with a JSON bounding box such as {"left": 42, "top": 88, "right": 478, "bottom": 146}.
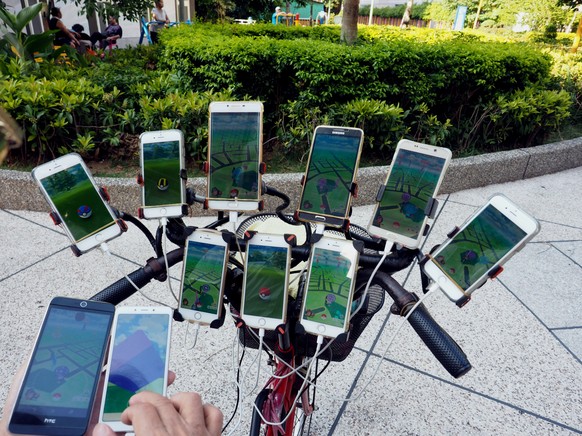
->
{"left": 400, "top": 0, "right": 413, "bottom": 28}
{"left": 341, "top": 0, "right": 359, "bottom": 44}
{"left": 571, "top": 15, "right": 582, "bottom": 52}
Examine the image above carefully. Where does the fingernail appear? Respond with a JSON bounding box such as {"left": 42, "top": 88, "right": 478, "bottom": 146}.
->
{"left": 93, "top": 423, "right": 113, "bottom": 436}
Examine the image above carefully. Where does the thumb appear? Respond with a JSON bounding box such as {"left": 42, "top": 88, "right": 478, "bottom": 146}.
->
{"left": 91, "top": 423, "right": 116, "bottom": 436}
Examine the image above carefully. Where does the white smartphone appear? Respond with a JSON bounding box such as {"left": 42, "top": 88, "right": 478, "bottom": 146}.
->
{"left": 206, "top": 101, "right": 264, "bottom": 211}
{"left": 368, "top": 139, "right": 452, "bottom": 248}
{"left": 8, "top": 297, "right": 114, "bottom": 436}
{"left": 300, "top": 236, "right": 360, "bottom": 338}
{"left": 423, "top": 194, "right": 540, "bottom": 305}
{"left": 32, "top": 153, "right": 123, "bottom": 253}
{"left": 296, "top": 126, "right": 364, "bottom": 228}
{"left": 241, "top": 233, "right": 291, "bottom": 330}
{"left": 99, "top": 306, "right": 173, "bottom": 432}
{"left": 139, "top": 129, "right": 186, "bottom": 219}
{"left": 178, "top": 229, "right": 230, "bottom": 325}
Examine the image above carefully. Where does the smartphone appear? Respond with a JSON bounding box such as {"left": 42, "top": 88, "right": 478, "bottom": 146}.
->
{"left": 296, "top": 126, "right": 364, "bottom": 228}
{"left": 178, "top": 229, "right": 230, "bottom": 324}
{"left": 300, "top": 236, "right": 360, "bottom": 338}
{"left": 32, "top": 153, "right": 123, "bottom": 253}
{"left": 206, "top": 101, "right": 263, "bottom": 211}
{"left": 368, "top": 140, "right": 452, "bottom": 248}
{"left": 8, "top": 297, "right": 114, "bottom": 436}
{"left": 99, "top": 306, "right": 173, "bottom": 432}
{"left": 423, "top": 194, "right": 540, "bottom": 304}
{"left": 139, "top": 129, "right": 186, "bottom": 219}
{"left": 241, "top": 233, "right": 291, "bottom": 330}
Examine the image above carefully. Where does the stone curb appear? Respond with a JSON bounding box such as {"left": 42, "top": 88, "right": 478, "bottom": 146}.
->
{"left": 1, "top": 137, "right": 581, "bottom": 214}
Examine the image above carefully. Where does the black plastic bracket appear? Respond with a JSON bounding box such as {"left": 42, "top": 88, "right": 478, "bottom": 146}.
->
{"left": 210, "top": 309, "right": 226, "bottom": 329}
{"left": 99, "top": 186, "right": 110, "bottom": 203}
{"left": 447, "top": 226, "right": 461, "bottom": 239}
{"left": 310, "top": 233, "right": 324, "bottom": 244}
{"left": 424, "top": 197, "right": 439, "bottom": 219}
{"left": 49, "top": 211, "right": 62, "bottom": 226}
{"left": 180, "top": 169, "right": 188, "bottom": 180}
{"left": 375, "top": 184, "right": 386, "bottom": 202}
{"left": 221, "top": 230, "right": 233, "bottom": 245}
{"left": 117, "top": 219, "right": 128, "bottom": 233}
{"left": 70, "top": 245, "right": 82, "bottom": 257}
{"left": 352, "top": 239, "right": 364, "bottom": 253}
{"left": 350, "top": 182, "right": 358, "bottom": 198}
{"left": 259, "top": 162, "right": 267, "bottom": 175}
{"left": 181, "top": 204, "right": 189, "bottom": 216}
{"left": 284, "top": 234, "right": 297, "bottom": 247}
{"left": 488, "top": 265, "right": 504, "bottom": 279}
{"left": 173, "top": 309, "right": 185, "bottom": 322}
{"left": 243, "top": 230, "right": 257, "bottom": 241}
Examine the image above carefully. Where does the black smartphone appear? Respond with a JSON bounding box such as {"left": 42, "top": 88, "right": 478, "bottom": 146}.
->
{"left": 8, "top": 297, "right": 115, "bottom": 436}
{"left": 296, "top": 126, "right": 364, "bottom": 228}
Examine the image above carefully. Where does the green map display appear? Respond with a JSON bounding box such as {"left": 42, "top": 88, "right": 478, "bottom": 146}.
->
{"left": 372, "top": 149, "right": 446, "bottom": 239}
{"left": 300, "top": 132, "right": 361, "bottom": 218}
{"left": 433, "top": 205, "right": 526, "bottom": 290}
{"left": 41, "top": 163, "right": 114, "bottom": 241}
{"left": 180, "top": 239, "right": 226, "bottom": 315}
{"left": 208, "top": 112, "right": 260, "bottom": 201}
{"left": 303, "top": 247, "right": 354, "bottom": 328}
{"left": 142, "top": 140, "right": 182, "bottom": 206}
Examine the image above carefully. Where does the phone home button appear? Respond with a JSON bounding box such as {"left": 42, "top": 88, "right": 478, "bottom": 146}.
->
{"left": 438, "top": 276, "right": 448, "bottom": 286}
{"left": 194, "top": 312, "right": 202, "bottom": 320}
{"left": 317, "top": 325, "right": 326, "bottom": 333}
{"left": 95, "top": 233, "right": 104, "bottom": 242}
{"left": 160, "top": 208, "right": 167, "bottom": 216}
{"left": 258, "top": 318, "right": 266, "bottom": 327}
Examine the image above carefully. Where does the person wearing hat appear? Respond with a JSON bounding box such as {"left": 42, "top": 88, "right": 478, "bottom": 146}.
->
{"left": 272, "top": 6, "right": 282, "bottom": 24}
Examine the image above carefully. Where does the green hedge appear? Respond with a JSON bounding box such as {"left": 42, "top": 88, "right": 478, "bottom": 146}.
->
{"left": 155, "top": 24, "right": 564, "bottom": 156}
{"left": 0, "top": 24, "right": 574, "bottom": 164}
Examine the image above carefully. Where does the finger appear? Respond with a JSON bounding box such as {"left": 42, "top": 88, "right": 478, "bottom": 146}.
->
{"left": 203, "top": 403, "right": 224, "bottom": 436}
{"left": 167, "top": 370, "right": 176, "bottom": 386}
{"left": 169, "top": 392, "right": 206, "bottom": 429}
{"left": 126, "top": 391, "right": 189, "bottom": 435}
{"left": 90, "top": 422, "right": 117, "bottom": 436}
{"left": 121, "top": 400, "right": 167, "bottom": 435}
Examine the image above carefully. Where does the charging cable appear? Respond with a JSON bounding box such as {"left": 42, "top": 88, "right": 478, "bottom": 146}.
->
{"left": 160, "top": 217, "right": 179, "bottom": 304}
{"left": 185, "top": 321, "right": 201, "bottom": 350}
{"left": 99, "top": 242, "right": 171, "bottom": 307}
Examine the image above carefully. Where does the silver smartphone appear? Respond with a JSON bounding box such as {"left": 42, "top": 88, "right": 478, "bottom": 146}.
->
{"left": 178, "top": 229, "right": 230, "bottom": 325}
{"left": 32, "top": 153, "right": 123, "bottom": 253}
{"left": 241, "top": 233, "right": 291, "bottom": 330}
{"left": 139, "top": 129, "right": 186, "bottom": 219}
{"left": 368, "top": 139, "right": 452, "bottom": 248}
{"left": 206, "top": 101, "right": 264, "bottom": 211}
{"left": 423, "top": 194, "right": 540, "bottom": 305}
{"left": 99, "top": 306, "right": 173, "bottom": 432}
{"left": 300, "top": 236, "right": 360, "bottom": 338}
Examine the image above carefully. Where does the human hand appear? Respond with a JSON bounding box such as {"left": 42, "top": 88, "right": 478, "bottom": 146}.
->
{"left": 92, "top": 391, "right": 223, "bottom": 436}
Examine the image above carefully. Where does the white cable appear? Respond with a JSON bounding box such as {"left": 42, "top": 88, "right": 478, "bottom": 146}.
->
{"left": 308, "top": 287, "right": 438, "bottom": 403}
{"left": 226, "top": 329, "right": 245, "bottom": 436}
{"left": 160, "top": 217, "right": 179, "bottom": 304}
{"left": 350, "top": 251, "right": 388, "bottom": 319}
{"left": 239, "top": 329, "right": 264, "bottom": 398}
{"left": 185, "top": 321, "right": 201, "bottom": 350}
{"left": 99, "top": 242, "right": 172, "bottom": 308}
{"left": 250, "top": 335, "right": 324, "bottom": 427}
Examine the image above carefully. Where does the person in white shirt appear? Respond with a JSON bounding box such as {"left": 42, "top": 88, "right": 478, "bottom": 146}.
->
{"left": 150, "top": 0, "right": 170, "bottom": 43}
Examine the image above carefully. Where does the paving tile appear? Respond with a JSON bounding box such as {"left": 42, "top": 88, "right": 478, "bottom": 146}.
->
{"left": 553, "top": 328, "right": 582, "bottom": 362}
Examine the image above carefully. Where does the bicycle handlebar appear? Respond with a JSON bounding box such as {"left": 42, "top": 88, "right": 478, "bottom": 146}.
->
{"left": 361, "top": 270, "right": 471, "bottom": 378}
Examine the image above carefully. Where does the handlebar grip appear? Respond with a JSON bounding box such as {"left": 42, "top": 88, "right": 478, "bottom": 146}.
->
{"left": 89, "top": 267, "right": 154, "bottom": 305}
{"left": 406, "top": 305, "right": 472, "bottom": 378}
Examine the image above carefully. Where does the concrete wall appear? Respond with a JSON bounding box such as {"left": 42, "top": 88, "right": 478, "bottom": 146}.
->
{"left": 1, "top": 138, "right": 581, "bottom": 213}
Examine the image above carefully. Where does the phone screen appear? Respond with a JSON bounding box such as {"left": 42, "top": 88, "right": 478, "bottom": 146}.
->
{"left": 372, "top": 149, "right": 447, "bottom": 239}
{"left": 12, "top": 306, "right": 112, "bottom": 423}
{"left": 432, "top": 205, "right": 527, "bottom": 291}
{"left": 300, "top": 131, "right": 361, "bottom": 219}
{"left": 244, "top": 244, "right": 288, "bottom": 319}
{"left": 101, "top": 313, "right": 170, "bottom": 422}
{"left": 208, "top": 112, "right": 260, "bottom": 201}
{"left": 302, "top": 247, "right": 355, "bottom": 328}
{"left": 142, "top": 140, "right": 182, "bottom": 206}
{"left": 39, "top": 163, "right": 115, "bottom": 242}
{"left": 180, "top": 239, "right": 226, "bottom": 315}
